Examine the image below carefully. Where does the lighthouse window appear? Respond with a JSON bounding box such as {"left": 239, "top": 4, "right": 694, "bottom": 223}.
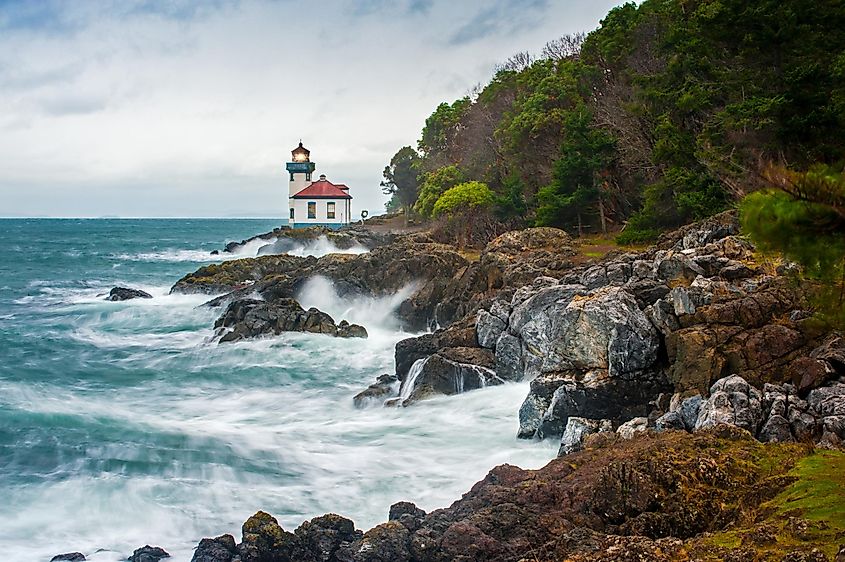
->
{"left": 289, "top": 208, "right": 294, "bottom": 220}
{"left": 327, "top": 202, "right": 336, "bottom": 219}
{"left": 307, "top": 202, "right": 316, "bottom": 219}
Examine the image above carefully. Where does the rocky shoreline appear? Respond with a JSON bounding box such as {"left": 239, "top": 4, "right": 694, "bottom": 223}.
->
{"left": 156, "top": 216, "right": 845, "bottom": 561}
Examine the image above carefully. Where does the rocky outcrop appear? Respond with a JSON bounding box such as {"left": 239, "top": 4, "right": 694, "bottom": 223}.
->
{"left": 50, "top": 554, "right": 85, "bottom": 562}
{"left": 220, "top": 225, "right": 394, "bottom": 256}
{"left": 213, "top": 298, "right": 367, "bottom": 342}
{"left": 106, "top": 286, "right": 152, "bottom": 301}
{"left": 174, "top": 239, "right": 470, "bottom": 331}
{"left": 190, "top": 428, "right": 840, "bottom": 562}
{"left": 129, "top": 545, "right": 170, "bottom": 562}
{"left": 352, "top": 375, "right": 399, "bottom": 408}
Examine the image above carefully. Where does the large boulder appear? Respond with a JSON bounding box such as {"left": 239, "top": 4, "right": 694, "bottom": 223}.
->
{"left": 694, "top": 375, "right": 764, "bottom": 434}
{"left": 107, "top": 286, "right": 152, "bottom": 301}
{"left": 512, "top": 285, "right": 660, "bottom": 378}
{"left": 239, "top": 511, "right": 298, "bottom": 562}
{"left": 522, "top": 369, "right": 670, "bottom": 440}
{"left": 400, "top": 349, "right": 498, "bottom": 404}
{"left": 129, "top": 546, "right": 170, "bottom": 562}
{"left": 214, "top": 298, "right": 367, "bottom": 342}
{"left": 191, "top": 535, "right": 237, "bottom": 562}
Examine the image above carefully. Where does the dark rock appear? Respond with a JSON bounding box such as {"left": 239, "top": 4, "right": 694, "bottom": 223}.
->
{"left": 239, "top": 511, "right": 298, "bottom": 562}
{"left": 790, "top": 356, "right": 836, "bottom": 394}
{"left": 388, "top": 502, "right": 426, "bottom": 532}
{"left": 807, "top": 384, "right": 845, "bottom": 417}
{"left": 810, "top": 336, "right": 845, "bottom": 374}
{"left": 337, "top": 320, "right": 368, "bottom": 339}
{"left": 214, "top": 298, "right": 366, "bottom": 342}
{"left": 353, "top": 375, "right": 398, "bottom": 408}
{"left": 50, "top": 554, "right": 86, "bottom": 562}
{"left": 518, "top": 372, "right": 571, "bottom": 439}
{"left": 191, "top": 535, "right": 237, "bottom": 562}
{"left": 719, "top": 262, "right": 757, "bottom": 280}
{"left": 335, "top": 521, "right": 409, "bottom": 562}
{"left": 655, "top": 410, "right": 686, "bottom": 431}
{"left": 534, "top": 370, "right": 671, "bottom": 439}
{"left": 107, "top": 287, "right": 153, "bottom": 301}
{"left": 678, "top": 395, "right": 703, "bottom": 430}
{"left": 402, "top": 350, "right": 499, "bottom": 403}
{"left": 759, "top": 414, "right": 793, "bottom": 443}
{"left": 294, "top": 513, "right": 359, "bottom": 562}
{"left": 128, "top": 545, "right": 170, "bottom": 562}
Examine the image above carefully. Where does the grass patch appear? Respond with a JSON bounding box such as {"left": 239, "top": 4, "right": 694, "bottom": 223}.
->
{"left": 693, "top": 448, "right": 845, "bottom": 559}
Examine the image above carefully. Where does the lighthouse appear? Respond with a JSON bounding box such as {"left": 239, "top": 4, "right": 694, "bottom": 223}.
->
{"left": 285, "top": 141, "right": 352, "bottom": 229}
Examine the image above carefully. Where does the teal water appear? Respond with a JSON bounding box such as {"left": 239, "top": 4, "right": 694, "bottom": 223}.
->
{"left": 0, "top": 219, "right": 555, "bottom": 562}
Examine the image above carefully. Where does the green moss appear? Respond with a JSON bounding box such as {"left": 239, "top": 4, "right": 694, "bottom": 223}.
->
{"left": 770, "top": 449, "right": 845, "bottom": 526}
{"left": 694, "top": 449, "right": 845, "bottom": 558}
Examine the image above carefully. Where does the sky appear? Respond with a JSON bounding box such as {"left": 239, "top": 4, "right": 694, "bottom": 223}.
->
{"left": 0, "top": 0, "right": 625, "bottom": 218}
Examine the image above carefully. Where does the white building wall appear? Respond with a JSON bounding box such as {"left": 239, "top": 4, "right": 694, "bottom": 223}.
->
{"left": 290, "top": 198, "right": 350, "bottom": 227}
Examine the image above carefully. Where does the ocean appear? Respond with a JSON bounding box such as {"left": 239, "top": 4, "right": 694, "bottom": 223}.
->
{"left": 0, "top": 219, "right": 555, "bottom": 562}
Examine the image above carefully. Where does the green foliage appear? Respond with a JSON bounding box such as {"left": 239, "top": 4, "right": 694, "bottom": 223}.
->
{"left": 388, "top": 0, "right": 845, "bottom": 238}
{"left": 493, "top": 172, "right": 527, "bottom": 220}
{"left": 418, "top": 98, "right": 471, "bottom": 157}
{"left": 381, "top": 146, "right": 421, "bottom": 217}
{"left": 535, "top": 106, "right": 615, "bottom": 232}
{"left": 415, "top": 165, "right": 466, "bottom": 218}
{"left": 741, "top": 164, "right": 845, "bottom": 325}
{"left": 432, "top": 181, "right": 494, "bottom": 218}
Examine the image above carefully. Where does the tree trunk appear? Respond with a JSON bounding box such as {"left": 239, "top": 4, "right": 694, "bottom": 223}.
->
{"left": 577, "top": 212, "right": 583, "bottom": 237}
{"left": 599, "top": 198, "right": 607, "bottom": 235}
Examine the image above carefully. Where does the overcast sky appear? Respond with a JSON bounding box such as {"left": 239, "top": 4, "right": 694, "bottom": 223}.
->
{"left": 0, "top": 0, "right": 624, "bottom": 218}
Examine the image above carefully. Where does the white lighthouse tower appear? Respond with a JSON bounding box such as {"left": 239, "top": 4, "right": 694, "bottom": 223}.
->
{"left": 285, "top": 141, "right": 352, "bottom": 229}
{"left": 286, "top": 141, "right": 315, "bottom": 224}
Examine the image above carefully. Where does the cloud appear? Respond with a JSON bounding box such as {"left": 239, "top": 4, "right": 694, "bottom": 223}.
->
{"left": 0, "top": 0, "right": 625, "bottom": 217}
{"left": 38, "top": 94, "right": 108, "bottom": 116}
{"left": 449, "top": 0, "right": 549, "bottom": 45}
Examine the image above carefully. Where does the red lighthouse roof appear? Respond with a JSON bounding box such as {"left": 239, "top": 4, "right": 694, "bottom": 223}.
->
{"left": 292, "top": 178, "right": 352, "bottom": 199}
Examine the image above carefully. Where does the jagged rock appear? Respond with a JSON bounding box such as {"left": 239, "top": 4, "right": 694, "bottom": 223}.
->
{"left": 337, "top": 320, "right": 368, "bottom": 338}
{"left": 106, "top": 286, "right": 152, "bottom": 301}
{"left": 810, "top": 337, "right": 845, "bottom": 373}
{"left": 50, "top": 554, "right": 85, "bottom": 562}
{"left": 531, "top": 370, "right": 670, "bottom": 439}
{"left": 239, "top": 511, "right": 298, "bottom": 562}
{"left": 191, "top": 534, "right": 237, "bottom": 562}
{"left": 807, "top": 384, "right": 845, "bottom": 417}
{"left": 402, "top": 350, "right": 498, "bottom": 403}
{"left": 678, "top": 395, "right": 703, "bottom": 430}
{"left": 512, "top": 286, "right": 659, "bottom": 378}
{"left": 666, "top": 328, "right": 724, "bottom": 395}
{"left": 353, "top": 375, "right": 399, "bottom": 408}
{"left": 559, "top": 417, "right": 613, "bottom": 456}
{"left": 655, "top": 410, "right": 686, "bottom": 431}
{"left": 758, "top": 414, "right": 793, "bottom": 443}
{"left": 335, "top": 521, "right": 409, "bottom": 562}
{"left": 617, "top": 417, "right": 649, "bottom": 439}
{"left": 294, "top": 514, "right": 360, "bottom": 562}
{"left": 695, "top": 375, "right": 763, "bottom": 434}
{"left": 790, "top": 357, "right": 837, "bottom": 394}
{"left": 494, "top": 332, "right": 524, "bottom": 382}
{"left": 214, "top": 298, "right": 366, "bottom": 342}
{"left": 475, "top": 309, "right": 505, "bottom": 349}
{"left": 517, "top": 372, "right": 570, "bottom": 438}
{"left": 388, "top": 502, "right": 426, "bottom": 533}
{"left": 129, "top": 546, "right": 170, "bottom": 562}
{"left": 393, "top": 326, "right": 476, "bottom": 380}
